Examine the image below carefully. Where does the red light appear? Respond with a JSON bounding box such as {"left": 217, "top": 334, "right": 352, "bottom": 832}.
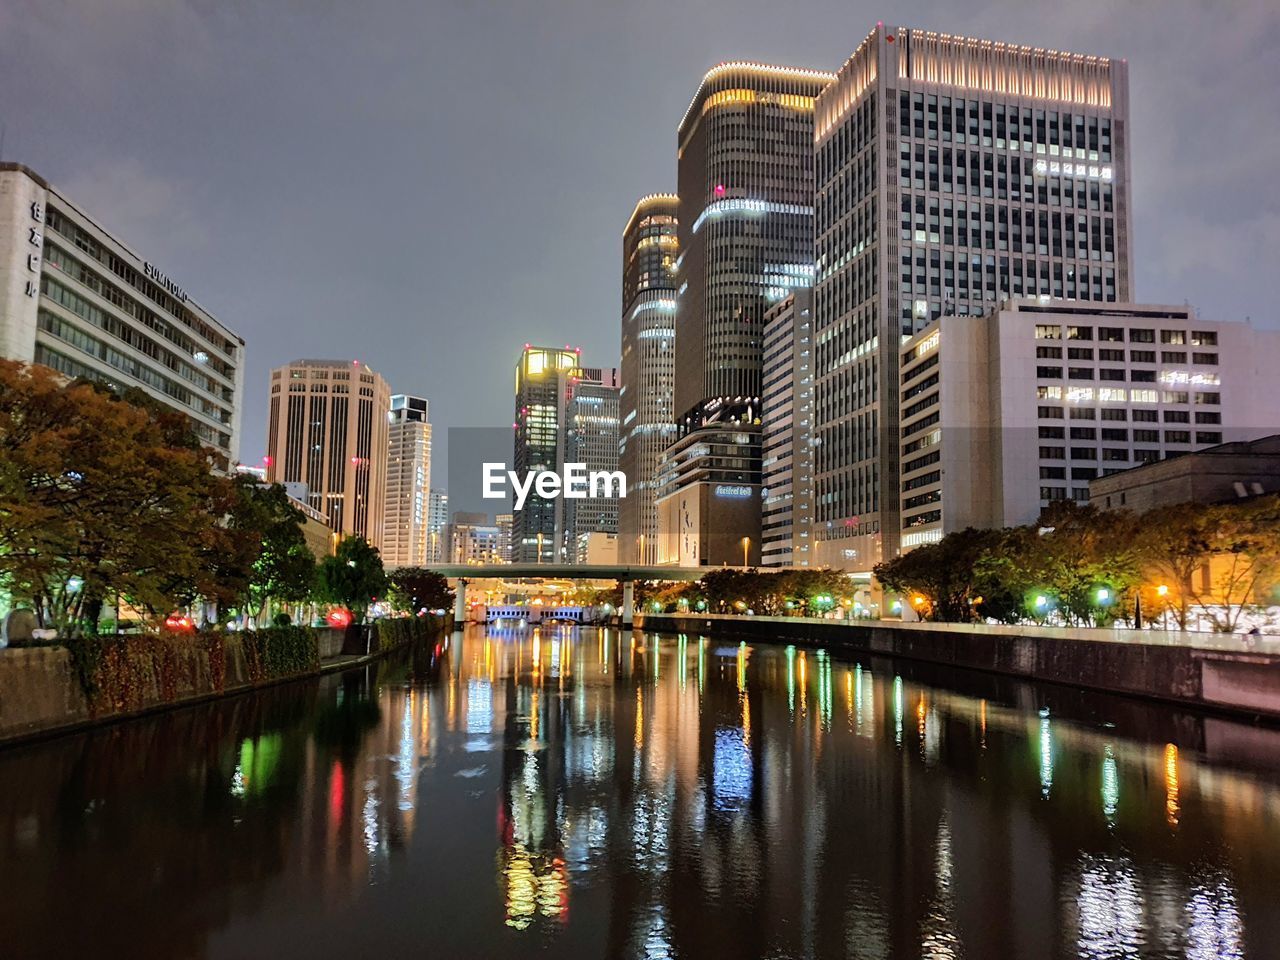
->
{"left": 164, "top": 612, "right": 195, "bottom": 632}
{"left": 886, "top": 34, "right": 895, "bottom": 42}
{"left": 714, "top": 183, "right": 725, "bottom": 195}
{"left": 263, "top": 456, "right": 273, "bottom": 465}
{"left": 327, "top": 608, "right": 353, "bottom": 629}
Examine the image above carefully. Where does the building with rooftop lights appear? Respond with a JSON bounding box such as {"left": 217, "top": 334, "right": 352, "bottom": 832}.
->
{"left": 811, "top": 26, "right": 1132, "bottom": 571}
{"left": 381, "top": 394, "right": 431, "bottom": 568}
{"left": 266, "top": 359, "right": 391, "bottom": 546}
{"left": 619, "top": 194, "right": 678, "bottom": 564}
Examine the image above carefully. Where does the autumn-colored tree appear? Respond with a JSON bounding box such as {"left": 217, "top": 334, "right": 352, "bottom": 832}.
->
{"left": 0, "top": 360, "right": 233, "bottom": 635}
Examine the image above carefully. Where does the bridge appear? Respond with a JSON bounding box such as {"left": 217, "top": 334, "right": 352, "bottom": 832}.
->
{"left": 427, "top": 563, "right": 709, "bottom": 628}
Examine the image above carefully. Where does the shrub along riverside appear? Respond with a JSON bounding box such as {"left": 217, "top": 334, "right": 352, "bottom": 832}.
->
{"left": 60, "top": 619, "right": 442, "bottom": 718}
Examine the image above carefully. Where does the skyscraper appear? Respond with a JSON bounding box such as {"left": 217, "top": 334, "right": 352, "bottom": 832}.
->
{"left": 512, "top": 345, "right": 619, "bottom": 564}
{"left": 619, "top": 194, "right": 678, "bottom": 564}
{"left": 266, "top": 359, "right": 391, "bottom": 546}
{"left": 381, "top": 394, "right": 431, "bottom": 568}
{"left": 660, "top": 62, "right": 834, "bottom": 566}
{"left": 564, "top": 367, "right": 621, "bottom": 561}
{"left": 811, "top": 26, "right": 1131, "bottom": 570}
{"left": 761, "top": 288, "right": 815, "bottom": 567}
{"left": 512, "top": 345, "right": 581, "bottom": 564}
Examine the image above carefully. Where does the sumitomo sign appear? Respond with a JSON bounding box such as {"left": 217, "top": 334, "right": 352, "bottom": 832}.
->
{"left": 144, "top": 262, "right": 188, "bottom": 303}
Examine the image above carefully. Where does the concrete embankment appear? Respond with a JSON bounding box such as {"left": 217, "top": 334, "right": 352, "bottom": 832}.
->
{"left": 0, "top": 617, "right": 449, "bottom": 745}
{"left": 641, "top": 613, "right": 1280, "bottom": 720}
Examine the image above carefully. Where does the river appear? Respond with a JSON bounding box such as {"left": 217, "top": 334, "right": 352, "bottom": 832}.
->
{"left": 2, "top": 624, "right": 1278, "bottom": 958}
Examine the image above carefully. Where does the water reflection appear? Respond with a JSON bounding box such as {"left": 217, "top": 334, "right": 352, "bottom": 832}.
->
{"left": 2, "top": 626, "right": 1280, "bottom": 959}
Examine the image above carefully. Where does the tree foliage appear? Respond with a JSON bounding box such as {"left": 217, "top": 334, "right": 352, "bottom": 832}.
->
{"left": 0, "top": 361, "right": 235, "bottom": 635}
{"left": 386, "top": 566, "right": 454, "bottom": 613}
{"left": 316, "top": 537, "right": 386, "bottom": 622}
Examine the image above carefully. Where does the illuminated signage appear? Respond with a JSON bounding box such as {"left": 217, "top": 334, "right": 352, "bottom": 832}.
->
{"left": 714, "top": 484, "right": 754, "bottom": 499}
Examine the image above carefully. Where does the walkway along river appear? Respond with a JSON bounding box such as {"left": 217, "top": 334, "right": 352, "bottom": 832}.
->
{"left": 2, "top": 624, "right": 1277, "bottom": 958}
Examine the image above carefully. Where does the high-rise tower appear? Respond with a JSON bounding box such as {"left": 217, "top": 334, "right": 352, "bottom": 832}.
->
{"left": 660, "top": 62, "right": 834, "bottom": 566}
{"left": 619, "top": 194, "right": 678, "bottom": 564}
{"left": 811, "top": 26, "right": 1131, "bottom": 570}
{"left": 381, "top": 394, "right": 431, "bottom": 568}
{"left": 266, "top": 359, "right": 391, "bottom": 547}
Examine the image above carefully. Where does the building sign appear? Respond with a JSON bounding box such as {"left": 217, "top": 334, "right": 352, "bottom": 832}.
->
{"left": 24, "top": 199, "right": 44, "bottom": 297}
{"left": 714, "top": 484, "right": 754, "bottom": 499}
{"left": 144, "top": 262, "right": 188, "bottom": 303}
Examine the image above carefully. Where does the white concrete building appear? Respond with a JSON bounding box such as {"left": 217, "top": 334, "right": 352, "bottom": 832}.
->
{"left": 897, "top": 300, "right": 1280, "bottom": 549}
{"left": 0, "top": 163, "right": 244, "bottom": 466}
{"left": 382, "top": 394, "right": 432, "bottom": 568}
{"left": 761, "top": 289, "right": 815, "bottom": 566}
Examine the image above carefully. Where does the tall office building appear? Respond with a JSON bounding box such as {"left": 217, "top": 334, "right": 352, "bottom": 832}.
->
{"left": 512, "top": 345, "right": 619, "bottom": 564}
{"left": 427, "top": 488, "right": 449, "bottom": 564}
{"left": 266, "top": 359, "right": 391, "bottom": 546}
{"left": 761, "top": 289, "right": 815, "bottom": 567}
{"left": 564, "top": 368, "right": 621, "bottom": 561}
{"left": 619, "top": 194, "right": 678, "bottom": 564}
{"left": 812, "top": 26, "right": 1132, "bottom": 570}
{"left": 0, "top": 163, "right": 245, "bottom": 467}
{"left": 660, "top": 62, "right": 834, "bottom": 566}
{"left": 381, "top": 394, "right": 432, "bottom": 568}
{"left": 896, "top": 301, "right": 1280, "bottom": 547}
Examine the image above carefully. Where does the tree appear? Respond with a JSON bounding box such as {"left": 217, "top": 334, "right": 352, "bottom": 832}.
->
{"left": 876, "top": 528, "right": 1009, "bottom": 622}
{"left": 386, "top": 567, "right": 454, "bottom": 614}
{"left": 1190, "top": 496, "right": 1280, "bottom": 632}
{"left": 229, "top": 480, "right": 317, "bottom": 624}
{"left": 315, "top": 537, "right": 386, "bottom": 623}
{"left": 1134, "top": 501, "right": 1217, "bottom": 629}
{"left": 0, "top": 360, "right": 234, "bottom": 635}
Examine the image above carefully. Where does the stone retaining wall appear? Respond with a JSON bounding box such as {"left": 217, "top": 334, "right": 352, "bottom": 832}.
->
{"left": 0, "top": 618, "right": 446, "bottom": 744}
{"left": 641, "top": 614, "right": 1280, "bottom": 718}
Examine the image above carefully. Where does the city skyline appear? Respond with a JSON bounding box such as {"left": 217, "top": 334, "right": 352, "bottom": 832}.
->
{"left": 3, "top": 2, "right": 1276, "bottom": 477}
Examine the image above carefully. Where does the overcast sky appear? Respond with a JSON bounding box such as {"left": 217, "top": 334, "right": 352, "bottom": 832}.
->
{"left": 3, "top": 0, "right": 1277, "bottom": 477}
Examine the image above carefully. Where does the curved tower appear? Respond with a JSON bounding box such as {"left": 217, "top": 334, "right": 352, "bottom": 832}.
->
{"left": 619, "top": 194, "right": 678, "bottom": 564}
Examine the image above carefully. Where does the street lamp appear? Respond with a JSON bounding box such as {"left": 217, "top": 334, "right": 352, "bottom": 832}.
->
{"left": 639, "top": 533, "right": 646, "bottom": 564}
{"left": 741, "top": 536, "right": 751, "bottom": 568}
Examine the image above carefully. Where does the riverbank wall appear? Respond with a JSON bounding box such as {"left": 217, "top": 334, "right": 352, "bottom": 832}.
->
{"left": 640, "top": 613, "right": 1280, "bottom": 720}
{"left": 0, "top": 616, "right": 449, "bottom": 745}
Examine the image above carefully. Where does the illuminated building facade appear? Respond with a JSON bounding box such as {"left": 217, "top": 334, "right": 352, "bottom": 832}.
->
{"left": 512, "top": 345, "right": 618, "bottom": 564}
{"left": 564, "top": 368, "right": 621, "bottom": 560}
{"left": 495, "top": 513, "right": 513, "bottom": 563}
{"left": 0, "top": 163, "right": 244, "bottom": 467}
{"left": 761, "top": 289, "right": 815, "bottom": 567}
{"left": 382, "top": 394, "right": 432, "bottom": 568}
{"left": 894, "top": 301, "right": 1280, "bottom": 549}
{"left": 669, "top": 62, "right": 834, "bottom": 565}
{"left": 266, "top": 359, "right": 391, "bottom": 546}
{"left": 619, "top": 194, "right": 678, "bottom": 564}
{"left": 448, "top": 512, "right": 503, "bottom": 565}
{"left": 812, "top": 27, "right": 1133, "bottom": 570}
{"left": 427, "top": 488, "right": 449, "bottom": 564}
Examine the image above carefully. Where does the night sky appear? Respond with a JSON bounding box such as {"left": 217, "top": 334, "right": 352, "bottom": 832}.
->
{"left": 3, "top": 0, "right": 1276, "bottom": 477}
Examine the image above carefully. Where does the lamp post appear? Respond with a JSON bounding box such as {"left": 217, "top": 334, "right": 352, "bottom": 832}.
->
{"left": 639, "top": 533, "right": 646, "bottom": 565}
{"left": 741, "top": 536, "right": 750, "bottom": 568}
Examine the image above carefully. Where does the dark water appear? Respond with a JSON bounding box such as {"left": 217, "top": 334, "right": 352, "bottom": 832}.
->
{"left": 3, "top": 626, "right": 1279, "bottom": 959}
